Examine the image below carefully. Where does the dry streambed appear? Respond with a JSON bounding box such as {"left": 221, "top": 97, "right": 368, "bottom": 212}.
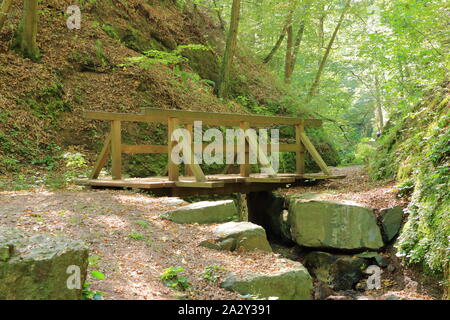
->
{"left": 0, "top": 190, "right": 296, "bottom": 300}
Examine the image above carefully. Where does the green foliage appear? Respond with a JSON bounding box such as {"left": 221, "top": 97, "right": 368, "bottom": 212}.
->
{"left": 24, "top": 81, "right": 71, "bottom": 122}
{"left": 91, "top": 270, "right": 106, "bottom": 280}
{"left": 396, "top": 180, "right": 415, "bottom": 198}
{"left": 83, "top": 270, "right": 105, "bottom": 300}
{"left": 63, "top": 152, "right": 87, "bottom": 169}
{"left": 201, "top": 265, "right": 225, "bottom": 282}
{"left": 370, "top": 85, "right": 449, "bottom": 276}
{"left": 160, "top": 266, "right": 192, "bottom": 291}
{"left": 121, "top": 44, "right": 209, "bottom": 69}
{"left": 353, "top": 140, "right": 376, "bottom": 165}
{"left": 128, "top": 232, "right": 145, "bottom": 241}
{"left": 135, "top": 220, "right": 150, "bottom": 228}
{"left": 82, "top": 282, "right": 104, "bottom": 300}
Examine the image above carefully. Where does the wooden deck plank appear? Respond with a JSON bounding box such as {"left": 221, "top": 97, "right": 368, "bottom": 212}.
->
{"left": 245, "top": 177, "right": 295, "bottom": 183}
{"left": 78, "top": 172, "right": 345, "bottom": 191}
{"left": 175, "top": 181, "right": 225, "bottom": 188}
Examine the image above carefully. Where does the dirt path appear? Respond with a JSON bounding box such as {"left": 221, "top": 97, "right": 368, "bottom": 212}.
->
{"left": 0, "top": 166, "right": 441, "bottom": 300}
{"left": 0, "top": 189, "right": 291, "bottom": 300}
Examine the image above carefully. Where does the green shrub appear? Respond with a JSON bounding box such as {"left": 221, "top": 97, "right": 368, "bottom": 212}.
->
{"left": 160, "top": 266, "right": 192, "bottom": 291}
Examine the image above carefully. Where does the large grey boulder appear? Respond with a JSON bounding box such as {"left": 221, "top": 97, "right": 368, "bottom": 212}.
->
{"left": 201, "top": 222, "right": 272, "bottom": 252}
{"left": 287, "top": 194, "right": 384, "bottom": 250}
{"left": 161, "top": 200, "right": 237, "bottom": 224}
{"left": 221, "top": 260, "right": 313, "bottom": 300}
{"left": 379, "top": 206, "right": 404, "bottom": 243}
{"left": 0, "top": 228, "right": 88, "bottom": 300}
{"left": 304, "top": 251, "right": 367, "bottom": 291}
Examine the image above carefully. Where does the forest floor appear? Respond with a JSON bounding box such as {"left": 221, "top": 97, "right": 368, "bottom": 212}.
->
{"left": 0, "top": 166, "right": 443, "bottom": 300}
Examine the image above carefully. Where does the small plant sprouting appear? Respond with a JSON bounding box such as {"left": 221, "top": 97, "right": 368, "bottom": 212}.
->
{"left": 160, "top": 266, "right": 192, "bottom": 291}
{"left": 82, "top": 270, "right": 105, "bottom": 300}
{"left": 128, "top": 232, "right": 145, "bottom": 241}
{"left": 201, "top": 264, "right": 225, "bottom": 283}
{"left": 135, "top": 220, "right": 149, "bottom": 228}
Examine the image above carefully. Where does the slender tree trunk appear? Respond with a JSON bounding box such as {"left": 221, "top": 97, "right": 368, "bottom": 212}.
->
{"left": 218, "top": 0, "right": 241, "bottom": 99}
{"left": 306, "top": 0, "right": 351, "bottom": 103}
{"left": 285, "top": 21, "right": 306, "bottom": 83}
{"left": 212, "top": 0, "right": 225, "bottom": 30}
{"left": 263, "top": 8, "right": 294, "bottom": 64}
{"left": 375, "top": 74, "right": 384, "bottom": 134}
{"left": 18, "top": 0, "right": 40, "bottom": 60}
{"left": 0, "top": 0, "right": 13, "bottom": 31}
{"left": 263, "top": 26, "right": 287, "bottom": 64}
{"left": 284, "top": 21, "right": 294, "bottom": 83}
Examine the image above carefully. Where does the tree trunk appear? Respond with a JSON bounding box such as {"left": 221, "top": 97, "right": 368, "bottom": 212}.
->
{"left": 263, "top": 27, "right": 287, "bottom": 64}
{"left": 375, "top": 74, "right": 384, "bottom": 134}
{"left": 218, "top": 0, "right": 241, "bottom": 99}
{"left": 0, "top": 0, "right": 13, "bottom": 32}
{"left": 212, "top": 0, "right": 225, "bottom": 30}
{"left": 306, "top": 0, "right": 351, "bottom": 103}
{"left": 284, "top": 21, "right": 294, "bottom": 83}
{"left": 263, "top": 8, "right": 294, "bottom": 64}
{"left": 18, "top": 0, "right": 40, "bottom": 60}
{"left": 285, "top": 21, "right": 306, "bottom": 83}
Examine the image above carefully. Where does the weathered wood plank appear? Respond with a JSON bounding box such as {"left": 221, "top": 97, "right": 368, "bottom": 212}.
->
{"left": 85, "top": 110, "right": 323, "bottom": 127}
{"left": 167, "top": 117, "right": 180, "bottom": 181}
{"left": 120, "top": 143, "right": 296, "bottom": 155}
{"left": 239, "top": 121, "right": 251, "bottom": 177}
{"left": 295, "top": 124, "right": 305, "bottom": 175}
{"left": 111, "top": 120, "right": 122, "bottom": 180}
{"left": 169, "top": 122, "right": 207, "bottom": 182}
{"left": 300, "top": 132, "right": 332, "bottom": 175}
{"left": 175, "top": 181, "right": 225, "bottom": 188}
{"left": 90, "top": 132, "right": 111, "bottom": 179}
{"left": 300, "top": 174, "right": 346, "bottom": 180}
{"left": 121, "top": 144, "right": 168, "bottom": 154}
{"left": 184, "top": 124, "right": 194, "bottom": 177}
{"left": 142, "top": 108, "right": 323, "bottom": 126}
{"left": 244, "top": 128, "right": 277, "bottom": 177}
{"left": 81, "top": 179, "right": 175, "bottom": 189}
{"left": 245, "top": 177, "right": 295, "bottom": 183}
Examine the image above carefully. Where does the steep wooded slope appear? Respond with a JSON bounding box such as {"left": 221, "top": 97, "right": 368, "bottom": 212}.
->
{"left": 2, "top": 0, "right": 334, "bottom": 178}
{"left": 370, "top": 82, "right": 449, "bottom": 281}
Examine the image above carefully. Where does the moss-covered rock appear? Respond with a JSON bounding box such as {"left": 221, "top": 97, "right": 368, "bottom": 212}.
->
{"left": 0, "top": 228, "right": 88, "bottom": 300}
{"left": 220, "top": 260, "right": 313, "bottom": 300}
{"left": 304, "top": 251, "right": 367, "bottom": 291}
{"left": 201, "top": 222, "right": 272, "bottom": 252}
{"left": 287, "top": 194, "right": 384, "bottom": 250}
{"left": 380, "top": 206, "right": 404, "bottom": 243}
{"left": 161, "top": 200, "right": 237, "bottom": 224}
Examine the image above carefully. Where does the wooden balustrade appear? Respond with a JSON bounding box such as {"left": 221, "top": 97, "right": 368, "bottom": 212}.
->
{"left": 85, "top": 108, "right": 332, "bottom": 185}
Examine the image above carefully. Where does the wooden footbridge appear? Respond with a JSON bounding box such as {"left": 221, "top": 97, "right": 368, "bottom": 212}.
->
{"left": 78, "top": 108, "right": 344, "bottom": 196}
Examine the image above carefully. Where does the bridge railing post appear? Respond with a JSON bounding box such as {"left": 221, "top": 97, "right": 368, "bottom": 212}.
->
{"left": 239, "top": 121, "right": 251, "bottom": 177}
{"left": 184, "top": 123, "right": 194, "bottom": 177}
{"left": 111, "top": 120, "right": 122, "bottom": 180}
{"left": 168, "top": 117, "right": 180, "bottom": 181}
{"left": 295, "top": 124, "right": 305, "bottom": 175}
